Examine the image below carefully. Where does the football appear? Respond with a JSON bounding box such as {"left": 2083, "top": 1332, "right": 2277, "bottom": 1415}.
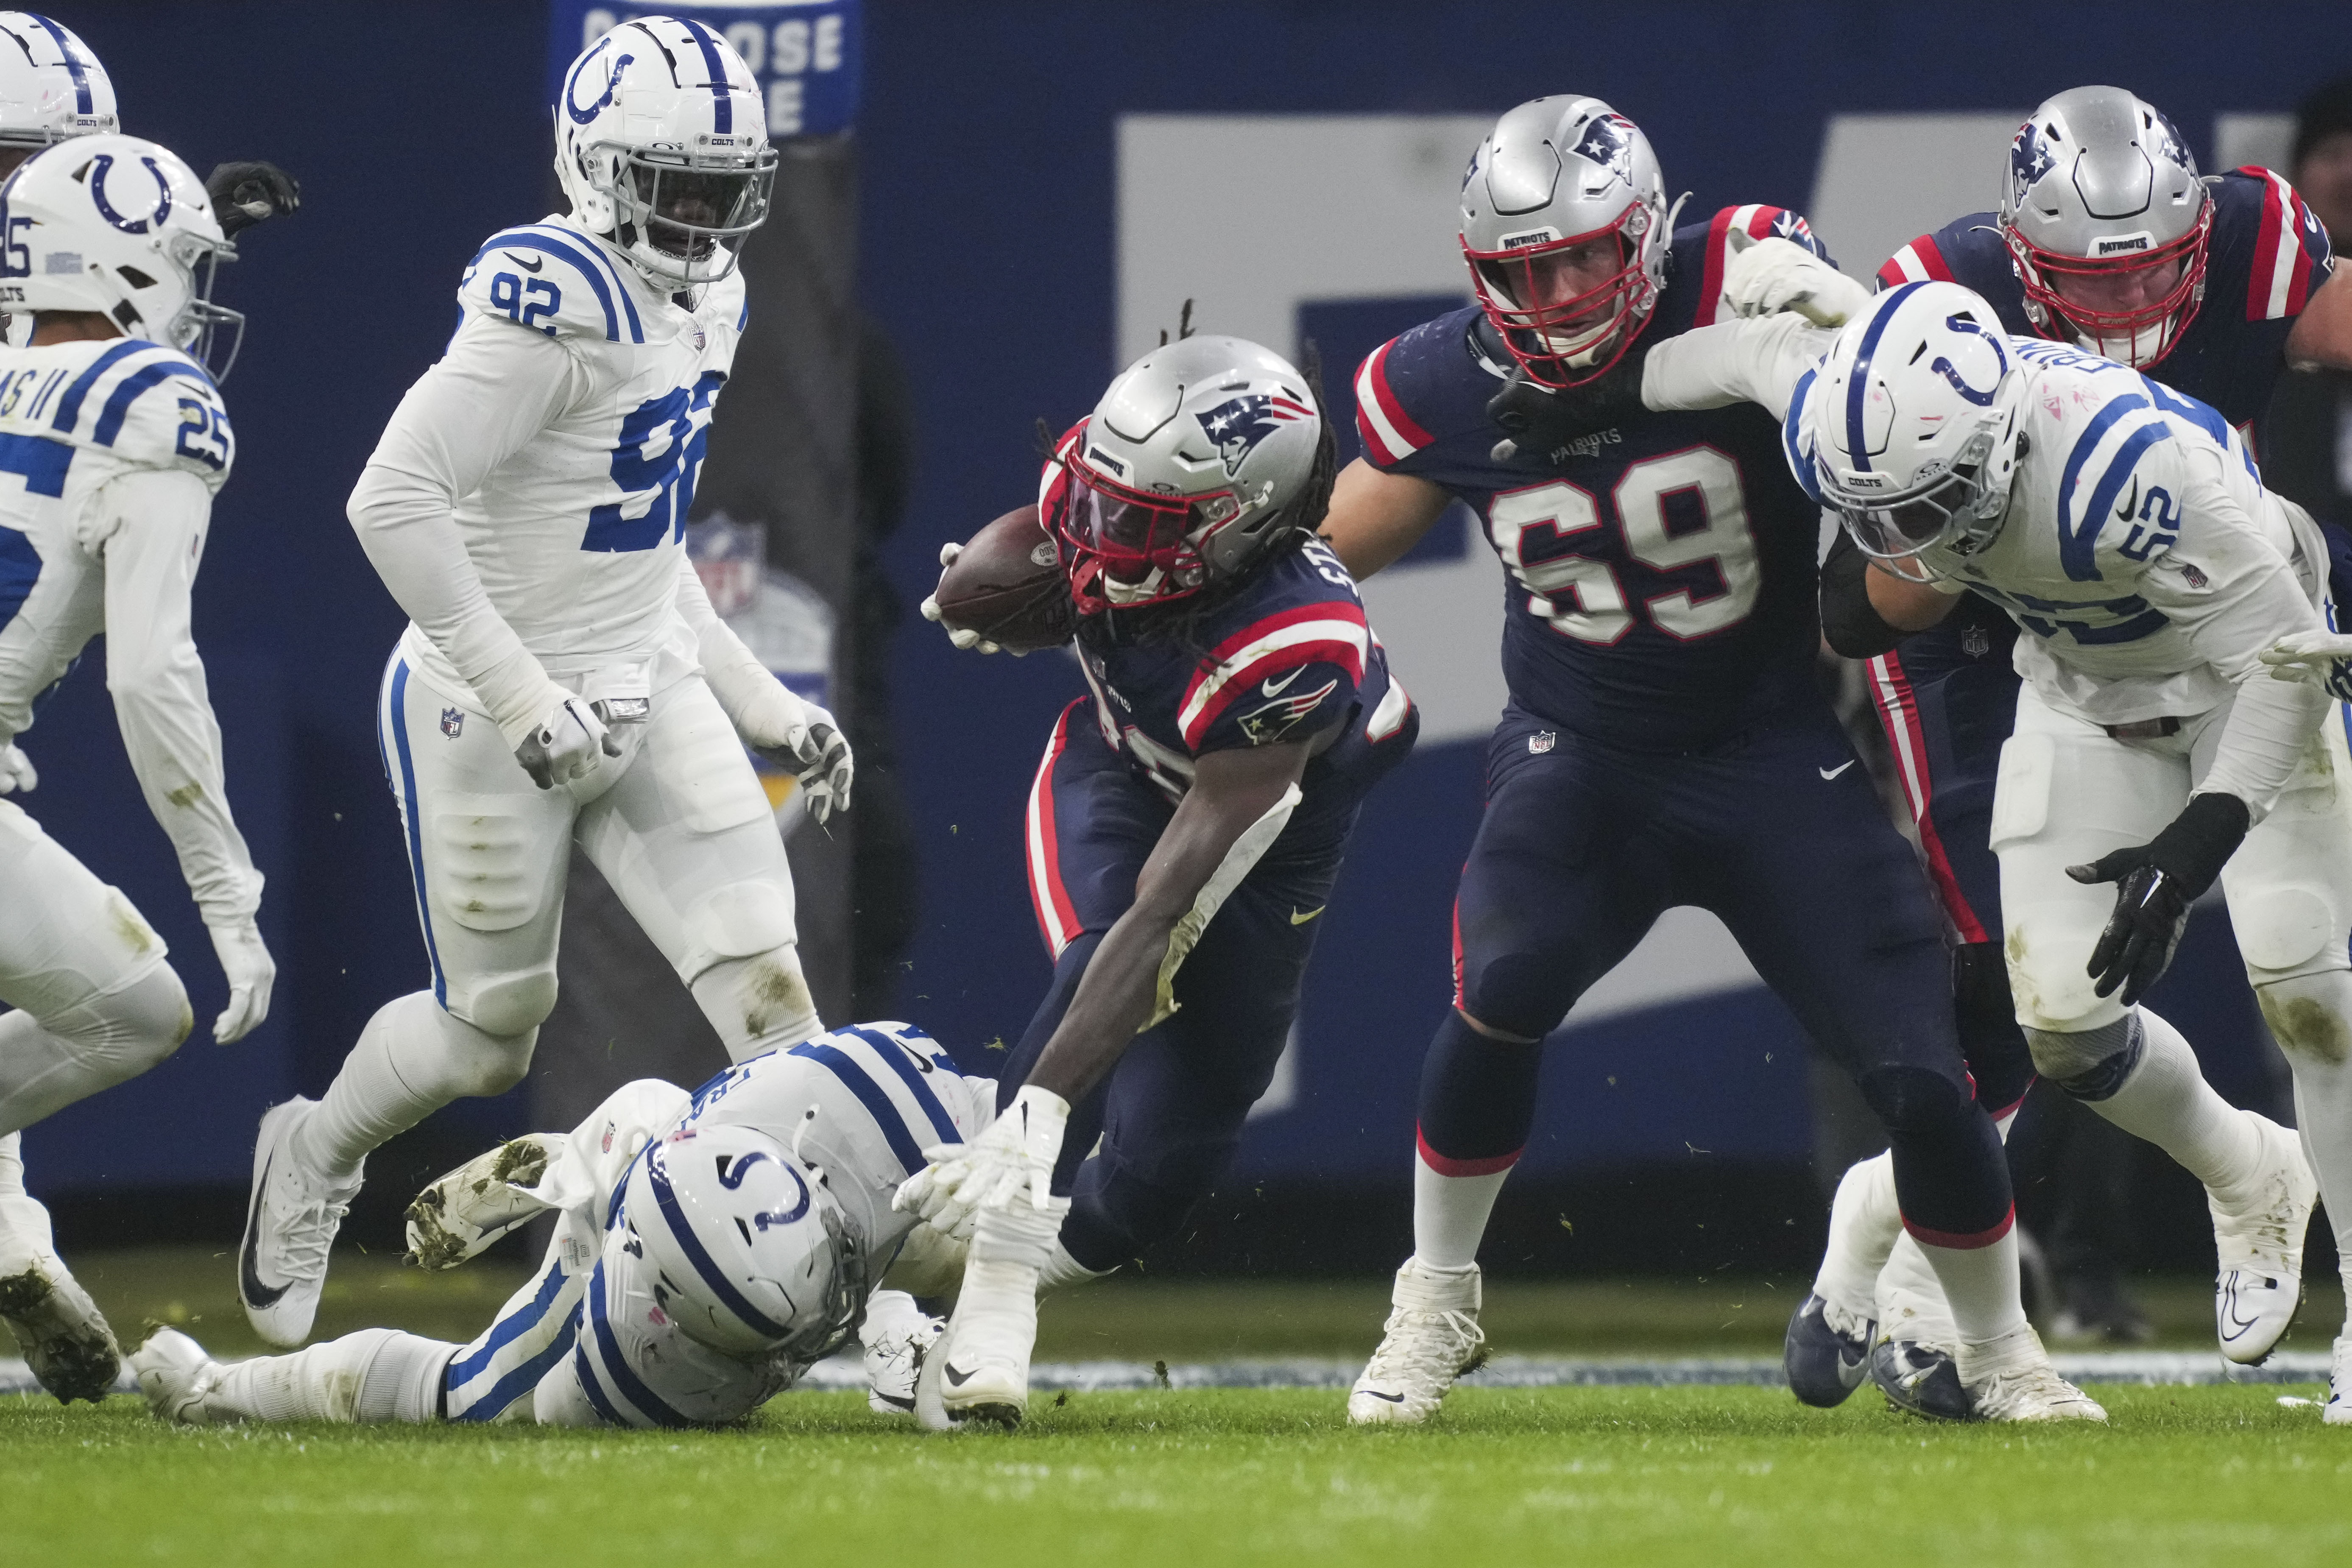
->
{"left": 931, "top": 504, "right": 1081, "bottom": 652}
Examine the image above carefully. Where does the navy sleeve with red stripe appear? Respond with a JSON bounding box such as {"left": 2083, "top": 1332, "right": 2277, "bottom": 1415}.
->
{"left": 2225, "top": 166, "right": 2333, "bottom": 322}
{"left": 1685, "top": 204, "right": 1830, "bottom": 329}
{"left": 1179, "top": 591, "right": 1370, "bottom": 755}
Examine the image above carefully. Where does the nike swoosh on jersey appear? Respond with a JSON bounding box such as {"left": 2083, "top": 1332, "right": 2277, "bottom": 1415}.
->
{"left": 1290, "top": 906, "right": 1325, "bottom": 926}
{"left": 239, "top": 1155, "right": 291, "bottom": 1309}
{"left": 2116, "top": 475, "right": 2140, "bottom": 522}
{"left": 1261, "top": 668, "right": 1306, "bottom": 698}
{"left": 502, "top": 251, "right": 545, "bottom": 272}
{"left": 1818, "top": 761, "right": 1857, "bottom": 780}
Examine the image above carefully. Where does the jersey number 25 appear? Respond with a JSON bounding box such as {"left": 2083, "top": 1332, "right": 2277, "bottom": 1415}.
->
{"left": 1487, "top": 446, "right": 1759, "bottom": 644}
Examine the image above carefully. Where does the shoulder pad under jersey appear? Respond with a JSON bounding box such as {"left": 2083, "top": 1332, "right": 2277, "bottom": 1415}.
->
{"left": 40, "top": 339, "right": 231, "bottom": 487}
{"left": 459, "top": 223, "right": 649, "bottom": 346}
{"left": 2211, "top": 168, "right": 2334, "bottom": 323}
{"left": 1678, "top": 204, "right": 1832, "bottom": 329}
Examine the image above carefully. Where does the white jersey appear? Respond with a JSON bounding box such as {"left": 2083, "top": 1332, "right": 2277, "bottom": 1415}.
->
{"left": 0, "top": 335, "right": 261, "bottom": 921}
{"left": 350, "top": 216, "right": 748, "bottom": 732}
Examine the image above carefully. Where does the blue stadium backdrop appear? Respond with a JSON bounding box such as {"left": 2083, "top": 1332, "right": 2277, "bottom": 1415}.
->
{"left": 11, "top": 2, "right": 2340, "bottom": 1228}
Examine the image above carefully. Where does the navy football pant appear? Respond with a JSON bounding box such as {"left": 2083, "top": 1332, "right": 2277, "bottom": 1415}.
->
{"left": 1863, "top": 653, "right": 2037, "bottom": 1115}
{"left": 1002, "top": 700, "right": 1353, "bottom": 1272}
{"left": 1426, "top": 701, "right": 2011, "bottom": 1242}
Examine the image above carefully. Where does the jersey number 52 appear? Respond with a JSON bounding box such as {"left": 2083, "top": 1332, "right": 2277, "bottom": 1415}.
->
{"left": 1487, "top": 446, "right": 1760, "bottom": 644}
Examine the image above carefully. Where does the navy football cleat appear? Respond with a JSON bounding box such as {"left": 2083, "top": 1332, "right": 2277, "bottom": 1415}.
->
{"left": 1783, "top": 1292, "right": 1872, "bottom": 1408}
{"left": 1870, "top": 1337, "right": 1971, "bottom": 1421}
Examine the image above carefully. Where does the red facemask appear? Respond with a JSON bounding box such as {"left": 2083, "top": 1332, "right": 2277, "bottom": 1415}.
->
{"left": 2005, "top": 204, "right": 2212, "bottom": 369}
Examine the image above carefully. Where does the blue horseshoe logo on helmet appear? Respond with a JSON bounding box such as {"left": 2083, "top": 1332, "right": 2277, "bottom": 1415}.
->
{"left": 88, "top": 154, "right": 171, "bottom": 235}
{"left": 1931, "top": 312, "right": 2010, "bottom": 406}
{"left": 716, "top": 1149, "right": 813, "bottom": 1230}
{"left": 564, "top": 39, "right": 635, "bottom": 126}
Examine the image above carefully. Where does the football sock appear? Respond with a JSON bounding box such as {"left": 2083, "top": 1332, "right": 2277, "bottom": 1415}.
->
{"left": 1815, "top": 1153, "right": 1901, "bottom": 1320}
{"left": 1036, "top": 1241, "right": 1115, "bottom": 1295}
{"left": 1411, "top": 1011, "right": 1541, "bottom": 1269}
{"left": 210, "top": 1328, "right": 455, "bottom": 1423}
{"left": 690, "top": 946, "right": 821, "bottom": 1063}
{"left": 294, "top": 991, "right": 535, "bottom": 1182}
{"left": 0, "top": 1130, "right": 20, "bottom": 1200}
{"left": 2067, "top": 1007, "right": 2265, "bottom": 1197}
{"left": 0, "top": 964, "right": 191, "bottom": 1137}
{"left": 1915, "top": 1227, "right": 2029, "bottom": 1349}
{"left": 2260, "top": 971, "right": 2352, "bottom": 1337}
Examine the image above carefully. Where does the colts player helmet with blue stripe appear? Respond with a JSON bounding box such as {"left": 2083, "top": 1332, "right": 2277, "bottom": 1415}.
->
{"left": 620, "top": 1123, "right": 865, "bottom": 1359}
{"left": 1801, "top": 279, "right": 2026, "bottom": 568}
{"left": 0, "top": 133, "right": 241, "bottom": 377}
{"left": 552, "top": 14, "right": 776, "bottom": 289}
{"left": 0, "top": 13, "right": 116, "bottom": 153}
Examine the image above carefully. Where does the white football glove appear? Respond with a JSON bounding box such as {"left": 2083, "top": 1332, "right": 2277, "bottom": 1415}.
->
{"left": 734, "top": 682, "right": 854, "bottom": 825}
{"left": 513, "top": 689, "right": 618, "bottom": 790}
{"left": 2261, "top": 629, "right": 2352, "bottom": 700}
{"left": 920, "top": 541, "right": 1026, "bottom": 656}
{"left": 206, "top": 918, "right": 275, "bottom": 1044}
{"left": 1721, "top": 232, "right": 1872, "bottom": 329}
{"left": 894, "top": 1083, "right": 1069, "bottom": 1227}
{"left": 0, "top": 742, "right": 35, "bottom": 794}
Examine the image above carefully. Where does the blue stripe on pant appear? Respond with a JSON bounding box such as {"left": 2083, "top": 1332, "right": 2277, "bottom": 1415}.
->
{"left": 442, "top": 1244, "right": 585, "bottom": 1423}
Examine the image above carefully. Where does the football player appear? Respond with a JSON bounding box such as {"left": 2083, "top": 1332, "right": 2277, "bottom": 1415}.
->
{"left": 1611, "top": 276, "right": 2350, "bottom": 1425}
{"left": 1318, "top": 97, "right": 2091, "bottom": 1424}
{"left": 893, "top": 331, "right": 1417, "bottom": 1428}
{"left": 135, "top": 1021, "right": 983, "bottom": 1429}
{"left": 236, "top": 18, "right": 854, "bottom": 1349}
{"left": 1786, "top": 87, "right": 2349, "bottom": 1415}
{"left": 0, "top": 136, "right": 269, "bottom": 1402}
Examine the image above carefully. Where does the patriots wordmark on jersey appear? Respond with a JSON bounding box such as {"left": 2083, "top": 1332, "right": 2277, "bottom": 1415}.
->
{"left": 1355, "top": 206, "right": 1835, "bottom": 752}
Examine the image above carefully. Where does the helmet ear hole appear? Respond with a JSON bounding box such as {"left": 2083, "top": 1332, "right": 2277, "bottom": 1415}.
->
{"left": 117, "top": 265, "right": 156, "bottom": 290}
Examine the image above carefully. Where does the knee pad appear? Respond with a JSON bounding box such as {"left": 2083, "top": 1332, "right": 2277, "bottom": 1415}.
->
{"left": 44, "top": 962, "right": 194, "bottom": 1082}
{"left": 2025, "top": 1014, "right": 2140, "bottom": 1100}
{"left": 1854, "top": 1063, "right": 1969, "bottom": 1135}
{"left": 691, "top": 943, "right": 818, "bottom": 1060}
{"left": 2233, "top": 884, "right": 2341, "bottom": 980}
{"left": 452, "top": 969, "right": 558, "bottom": 1040}
{"left": 674, "top": 879, "right": 797, "bottom": 986}
{"left": 424, "top": 1005, "right": 538, "bottom": 1099}
{"left": 429, "top": 803, "right": 554, "bottom": 933}
{"left": 1459, "top": 953, "right": 1571, "bottom": 1043}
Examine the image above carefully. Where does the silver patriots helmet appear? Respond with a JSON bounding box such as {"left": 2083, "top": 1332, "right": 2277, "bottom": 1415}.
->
{"left": 1459, "top": 95, "right": 1678, "bottom": 387}
{"left": 1999, "top": 85, "right": 2211, "bottom": 368}
{"left": 1049, "top": 333, "right": 1335, "bottom": 614}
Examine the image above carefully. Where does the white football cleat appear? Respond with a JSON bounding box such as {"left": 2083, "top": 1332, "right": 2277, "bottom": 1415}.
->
{"left": 404, "top": 1133, "right": 562, "bottom": 1271}
{"left": 861, "top": 1289, "right": 944, "bottom": 1419}
{"left": 2210, "top": 1115, "right": 2317, "bottom": 1365}
{"left": 929, "top": 1258, "right": 1038, "bottom": 1428}
{"left": 2326, "top": 1338, "right": 2350, "bottom": 1427}
{"left": 238, "top": 1098, "right": 361, "bottom": 1348}
{"left": 1956, "top": 1325, "right": 2106, "bottom": 1423}
{"left": 0, "top": 1191, "right": 120, "bottom": 1403}
{"left": 130, "top": 1328, "right": 232, "bottom": 1425}
{"left": 1347, "top": 1257, "right": 1485, "bottom": 1426}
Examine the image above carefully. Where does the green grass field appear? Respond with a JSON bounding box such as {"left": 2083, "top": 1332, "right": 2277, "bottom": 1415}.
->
{"left": 8, "top": 1248, "right": 2348, "bottom": 1566}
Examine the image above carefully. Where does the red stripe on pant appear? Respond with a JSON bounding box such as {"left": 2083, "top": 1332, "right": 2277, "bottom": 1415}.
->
{"left": 1864, "top": 650, "right": 1991, "bottom": 944}
{"left": 1416, "top": 1124, "right": 1521, "bottom": 1178}
{"left": 1903, "top": 1205, "right": 2015, "bottom": 1250}
{"left": 1025, "top": 700, "right": 1084, "bottom": 956}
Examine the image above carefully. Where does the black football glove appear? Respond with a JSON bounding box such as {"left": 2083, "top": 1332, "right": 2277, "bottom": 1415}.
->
{"left": 2065, "top": 791, "right": 2249, "bottom": 1005}
{"left": 205, "top": 161, "right": 301, "bottom": 238}
{"left": 1484, "top": 339, "right": 1651, "bottom": 466}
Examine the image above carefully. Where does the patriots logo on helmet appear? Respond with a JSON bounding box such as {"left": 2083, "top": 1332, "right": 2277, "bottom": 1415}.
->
{"left": 2009, "top": 123, "right": 2057, "bottom": 197}
{"left": 1236, "top": 676, "right": 1338, "bottom": 745}
{"left": 1196, "top": 392, "right": 1315, "bottom": 478}
{"left": 1571, "top": 113, "right": 1640, "bottom": 187}
{"left": 2145, "top": 109, "right": 2194, "bottom": 171}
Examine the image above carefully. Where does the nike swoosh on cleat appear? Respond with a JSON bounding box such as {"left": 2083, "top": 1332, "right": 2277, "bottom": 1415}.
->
{"left": 872, "top": 1391, "right": 915, "bottom": 1411}
{"left": 943, "top": 1361, "right": 981, "bottom": 1388}
{"left": 502, "top": 251, "right": 544, "bottom": 272}
{"left": 1362, "top": 1389, "right": 1405, "bottom": 1403}
{"left": 1290, "top": 906, "right": 1325, "bottom": 926}
{"left": 1819, "top": 761, "right": 1856, "bottom": 780}
{"left": 2218, "top": 1282, "right": 2267, "bottom": 1342}
{"left": 239, "top": 1155, "right": 290, "bottom": 1310}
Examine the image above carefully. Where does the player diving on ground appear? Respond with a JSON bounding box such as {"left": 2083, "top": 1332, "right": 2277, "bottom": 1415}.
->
{"left": 896, "top": 327, "right": 1417, "bottom": 1428}
{"left": 136, "top": 1022, "right": 983, "bottom": 1428}
{"left": 236, "top": 17, "right": 855, "bottom": 1350}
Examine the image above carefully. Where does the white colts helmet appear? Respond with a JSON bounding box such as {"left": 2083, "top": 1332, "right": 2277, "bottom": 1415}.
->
{"left": 0, "top": 14, "right": 116, "bottom": 153}
{"left": 0, "top": 134, "right": 240, "bottom": 377}
{"left": 620, "top": 1124, "right": 865, "bottom": 1359}
{"left": 1800, "top": 280, "right": 2026, "bottom": 567}
{"left": 552, "top": 14, "right": 776, "bottom": 289}
{"left": 1459, "top": 95, "right": 1678, "bottom": 387}
{"left": 1052, "top": 333, "right": 1333, "bottom": 614}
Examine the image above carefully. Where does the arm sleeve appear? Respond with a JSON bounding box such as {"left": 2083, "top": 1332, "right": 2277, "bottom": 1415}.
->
{"left": 346, "top": 315, "right": 588, "bottom": 744}
{"left": 2137, "top": 452, "right": 2332, "bottom": 814}
{"left": 1640, "top": 314, "right": 1835, "bottom": 419}
{"left": 1817, "top": 528, "right": 1913, "bottom": 658}
{"left": 673, "top": 553, "right": 775, "bottom": 723}
{"left": 95, "top": 468, "right": 263, "bottom": 924}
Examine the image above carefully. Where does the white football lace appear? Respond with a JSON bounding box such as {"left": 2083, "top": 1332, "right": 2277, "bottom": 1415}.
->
{"left": 270, "top": 1166, "right": 350, "bottom": 1287}
{"left": 1362, "top": 1306, "right": 1484, "bottom": 1388}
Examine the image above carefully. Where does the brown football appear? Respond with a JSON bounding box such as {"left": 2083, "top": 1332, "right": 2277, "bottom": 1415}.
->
{"left": 931, "top": 505, "right": 1080, "bottom": 652}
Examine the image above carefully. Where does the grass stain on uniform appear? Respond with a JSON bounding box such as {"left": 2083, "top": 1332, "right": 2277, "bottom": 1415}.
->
{"left": 2257, "top": 991, "right": 2352, "bottom": 1065}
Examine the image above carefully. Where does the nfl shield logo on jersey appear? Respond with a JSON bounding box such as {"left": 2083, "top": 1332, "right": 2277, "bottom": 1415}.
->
{"left": 1528, "top": 730, "right": 1556, "bottom": 755}
{"left": 1961, "top": 625, "right": 1990, "bottom": 659}
{"left": 440, "top": 707, "right": 464, "bottom": 739}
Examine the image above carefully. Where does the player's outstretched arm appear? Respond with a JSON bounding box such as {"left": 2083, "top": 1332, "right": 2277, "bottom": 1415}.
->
{"left": 349, "top": 318, "right": 601, "bottom": 784}
{"left": 1817, "top": 529, "right": 1962, "bottom": 657}
{"left": 94, "top": 468, "right": 273, "bottom": 1042}
{"left": 674, "top": 558, "right": 853, "bottom": 822}
{"left": 1321, "top": 460, "right": 1451, "bottom": 580}
{"left": 1640, "top": 312, "right": 1833, "bottom": 420}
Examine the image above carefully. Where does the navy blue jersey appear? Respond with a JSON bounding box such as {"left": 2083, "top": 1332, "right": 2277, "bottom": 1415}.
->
{"left": 1878, "top": 168, "right": 2335, "bottom": 682}
{"left": 1357, "top": 205, "right": 1834, "bottom": 752}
